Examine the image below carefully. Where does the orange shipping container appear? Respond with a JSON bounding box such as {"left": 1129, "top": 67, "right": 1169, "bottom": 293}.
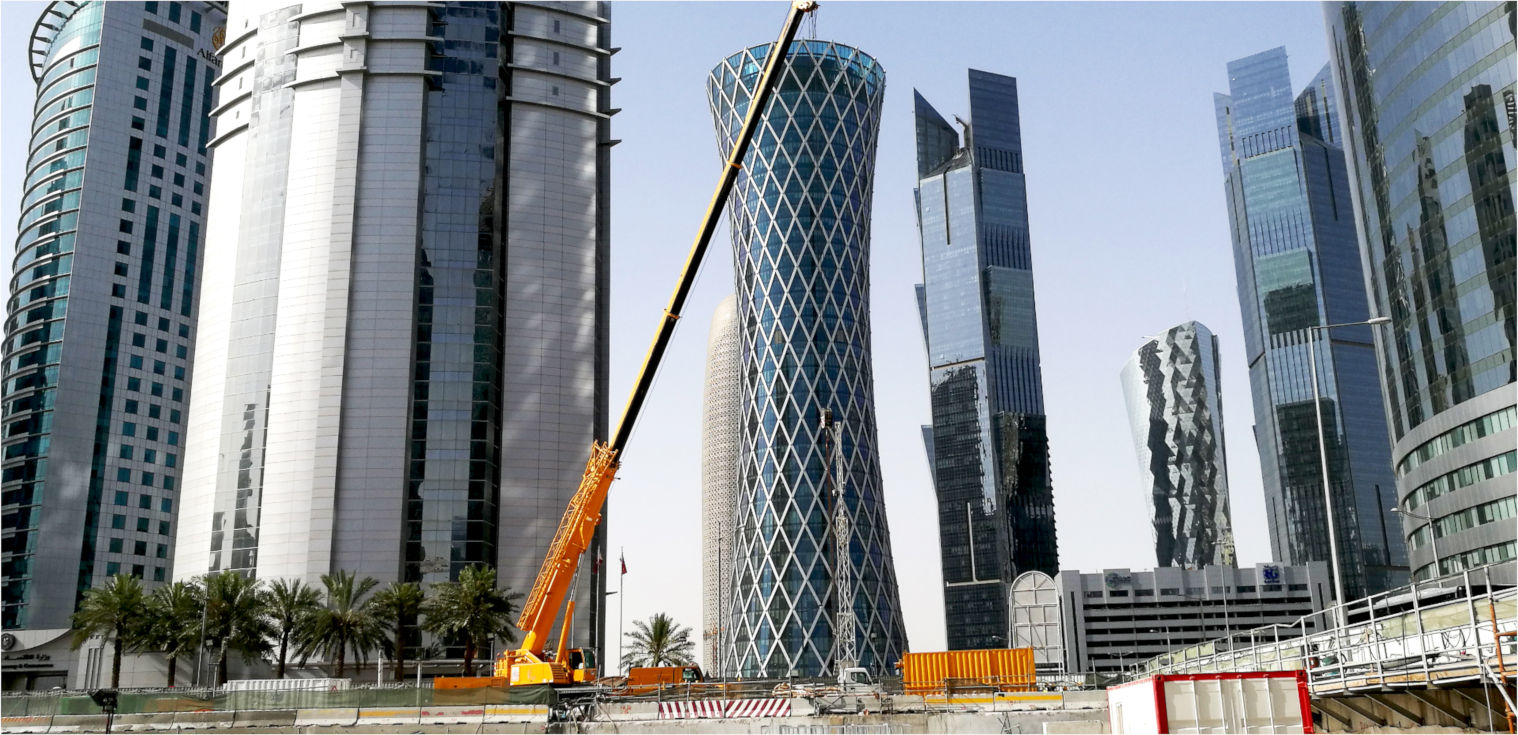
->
{"left": 897, "top": 648, "right": 1035, "bottom": 694}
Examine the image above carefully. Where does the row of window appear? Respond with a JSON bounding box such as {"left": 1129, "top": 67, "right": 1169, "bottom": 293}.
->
{"left": 1410, "top": 495, "right": 1518, "bottom": 550}
{"left": 1404, "top": 449, "right": 1517, "bottom": 509}
{"left": 114, "top": 467, "right": 175, "bottom": 491}
{"left": 105, "top": 537, "right": 169, "bottom": 558}
{"left": 1398, "top": 405, "right": 1515, "bottom": 477}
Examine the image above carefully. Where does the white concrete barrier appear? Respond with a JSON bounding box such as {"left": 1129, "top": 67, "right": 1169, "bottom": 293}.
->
{"left": 0, "top": 715, "right": 50, "bottom": 734}
{"left": 232, "top": 709, "right": 299, "bottom": 729}
{"left": 170, "top": 711, "right": 234, "bottom": 729}
{"left": 40, "top": 715, "right": 105, "bottom": 733}
{"left": 481, "top": 704, "right": 549, "bottom": 723}
{"left": 294, "top": 707, "right": 359, "bottom": 727}
{"left": 1044, "top": 718, "right": 1109, "bottom": 733}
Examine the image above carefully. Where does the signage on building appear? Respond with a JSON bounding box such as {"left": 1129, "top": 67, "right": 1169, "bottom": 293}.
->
{"left": 2, "top": 653, "right": 56, "bottom": 670}
{"left": 1104, "top": 572, "right": 1132, "bottom": 588}
{"left": 1261, "top": 565, "right": 1282, "bottom": 584}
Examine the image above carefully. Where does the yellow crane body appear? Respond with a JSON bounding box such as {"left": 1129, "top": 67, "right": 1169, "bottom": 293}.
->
{"left": 494, "top": 0, "right": 819, "bottom": 689}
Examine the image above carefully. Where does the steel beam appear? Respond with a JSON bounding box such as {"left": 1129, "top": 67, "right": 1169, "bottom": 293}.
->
{"left": 1366, "top": 692, "right": 1425, "bottom": 726}
{"left": 1406, "top": 689, "right": 1471, "bottom": 727}
{"left": 1332, "top": 697, "right": 1386, "bottom": 727}
{"left": 1313, "top": 701, "right": 1354, "bottom": 731}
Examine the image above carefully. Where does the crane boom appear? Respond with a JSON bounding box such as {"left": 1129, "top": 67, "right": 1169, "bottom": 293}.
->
{"left": 501, "top": 1, "right": 819, "bottom": 687}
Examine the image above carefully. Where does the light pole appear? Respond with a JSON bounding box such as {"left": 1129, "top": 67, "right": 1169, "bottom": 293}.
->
{"left": 1307, "top": 315, "right": 1391, "bottom": 628}
{"left": 604, "top": 590, "right": 618, "bottom": 674}
{"left": 1391, "top": 504, "right": 1441, "bottom": 581}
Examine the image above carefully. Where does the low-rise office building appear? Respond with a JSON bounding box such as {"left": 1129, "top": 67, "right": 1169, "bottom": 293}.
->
{"left": 1055, "top": 563, "right": 1329, "bottom": 673}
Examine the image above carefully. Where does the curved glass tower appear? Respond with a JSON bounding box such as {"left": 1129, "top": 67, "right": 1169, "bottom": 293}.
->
{"left": 708, "top": 40, "right": 907, "bottom": 676}
{"left": 701, "top": 293, "right": 740, "bottom": 673}
{"left": 1326, "top": 2, "right": 1516, "bottom": 581}
{"left": 1120, "top": 321, "right": 1235, "bottom": 568}
{"left": 3, "top": 1, "right": 225, "bottom": 639}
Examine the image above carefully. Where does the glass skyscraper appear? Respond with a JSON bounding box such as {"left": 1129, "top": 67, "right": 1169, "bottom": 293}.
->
{"left": 709, "top": 40, "right": 907, "bottom": 676}
{"left": 176, "top": 1, "right": 611, "bottom": 651}
{"left": 915, "top": 70, "right": 1059, "bottom": 651}
{"left": 3, "top": 1, "right": 225, "bottom": 644}
{"left": 1216, "top": 47, "right": 1406, "bottom": 600}
{"left": 1325, "top": 2, "right": 1516, "bottom": 581}
{"left": 1120, "top": 321, "right": 1236, "bottom": 569}
{"left": 701, "top": 294, "right": 740, "bottom": 673}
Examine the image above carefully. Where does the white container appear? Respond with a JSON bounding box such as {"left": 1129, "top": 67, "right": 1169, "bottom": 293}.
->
{"left": 1107, "top": 672, "right": 1312, "bottom": 734}
{"left": 223, "top": 677, "right": 352, "bottom": 692}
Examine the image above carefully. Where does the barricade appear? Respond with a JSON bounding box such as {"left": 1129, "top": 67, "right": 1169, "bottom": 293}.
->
{"left": 0, "top": 715, "right": 50, "bottom": 734}
{"left": 659, "top": 698, "right": 792, "bottom": 719}
{"left": 356, "top": 707, "right": 425, "bottom": 726}
{"left": 992, "top": 692, "right": 1064, "bottom": 711}
{"left": 40, "top": 714, "right": 106, "bottom": 733}
{"left": 481, "top": 704, "right": 549, "bottom": 723}
{"left": 169, "top": 711, "right": 234, "bottom": 729}
{"left": 294, "top": 707, "right": 359, "bottom": 727}
{"left": 232, "top": 709, "right": 299, "bottom": 729}
{"left": 110, "top": 712, "right": 178, "bottom": 731}
{"left": 1061, "top": 690, "right": 1107, "bottom": 709}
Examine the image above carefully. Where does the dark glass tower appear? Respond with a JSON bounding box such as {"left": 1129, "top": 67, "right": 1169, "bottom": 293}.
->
{"left": 1326, "top": 2, "right": 1516, "bottom": 581}
{"left": 2, "top": 1, "right": 225, "bottom": 636}
{"left": 709, "top": 40, "right": 908, "bottom": 676}
{"left": 914, "top": 70, "right": 1058, "bottom": 651}
{"left": 1216, "top": 47, "right": 1406, "bottom": 600}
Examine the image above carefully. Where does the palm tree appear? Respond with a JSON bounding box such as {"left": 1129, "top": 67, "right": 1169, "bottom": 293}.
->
{"left": 203, "top": 570, "right": 273, "bottom": 686}
{"left": 421, "top": 565, "right": 520, "bottom": 674}
{"left": 369, "top": 581, "right": 425, "bottom": 682}
{"left": 263, "top": 578, "right": 321, "bottom": 678}
{"left": 70, "top": 574, "right": 147, "bottom": 688}
{"left": 624, "top": 613, "right": 695, "bottom": 668}
{"left": 142, "top": 581, "right": 201, "bottom": 687}
{"left": 298, "top": 570, "right": 386, "bottom": 678}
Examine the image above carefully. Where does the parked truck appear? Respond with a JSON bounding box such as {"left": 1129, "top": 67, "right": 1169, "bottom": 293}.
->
{"left": 896, "top": 648, "right": 1036, "bottom": 695}
{"left": 1106, "top": 672, "right": 1313, "bottom": 734}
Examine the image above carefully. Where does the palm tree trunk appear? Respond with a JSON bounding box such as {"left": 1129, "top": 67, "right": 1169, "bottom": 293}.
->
{"left": 463, "top": 641, "right": 475, "bottom": 676}
{"left": 394, "top": 624, "right": 405, "bottom": 682}
{"left": 166, "top": 653, "right": 177, "bottom": 687}
{"left": 277, "top": 630, "right": 289, "bottom": 678}
{"left": 336, "top": 648, "right": 346, "bottom": 679}
{"left": 110, "top": 633, "right": 123, "bottom": 689}
{"left": 217, "top": 649, "right": 229, "bottom": 687}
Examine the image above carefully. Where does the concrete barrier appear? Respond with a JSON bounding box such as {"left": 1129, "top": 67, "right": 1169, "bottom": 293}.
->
{"left": 170, "top": 711, "right": 235, "bottom": 729}
{"left": 1061, "top": 690, "right": 1107, "bottom": 709}
{"left": 0, "top": 715, "right": 50, "bottom": 734}
{"left": 356, "top": 707, "right": 425, "bottom": 726}
{"left": 110, "top": 712, "right": 179, "bottom": 731}
{"left": 232, "top": 709, "right": 299, "bottom": 729}
{"left": 993, "top": 692, "right": 1065, "bottom": 711}
{"left": 594, "top": 701, "right": 662, "bottom": 721}
{"left": 1044, "top": 718, "right": 1109, "bottom": 733}
{"left": 294, "top": 707, "right": 359, "bottom": 727}
{"left": 481, "top": 704, "right": 549, "bottom": 723}
{"left": 41, "top": 715, "right": 107, "bottom": 733}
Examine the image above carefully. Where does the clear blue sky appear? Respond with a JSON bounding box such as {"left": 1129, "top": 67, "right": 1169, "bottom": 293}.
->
{"left": 3, "top": 2, "right": 1339, "bottom": 663}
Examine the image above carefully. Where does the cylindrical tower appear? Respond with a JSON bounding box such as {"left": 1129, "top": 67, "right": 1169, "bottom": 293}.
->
{"left": 701, "top": 294, "right": 740, "bottom": 674}
{"left": 3, "top": 0, "right": 225, "bottom": 635}
{"left": 708, "top": 40, "right": 907, "bottom": 677}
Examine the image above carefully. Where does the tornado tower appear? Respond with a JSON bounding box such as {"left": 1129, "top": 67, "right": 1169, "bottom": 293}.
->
{"left": 708, "top": 40, "right": 907, "bottom": 677}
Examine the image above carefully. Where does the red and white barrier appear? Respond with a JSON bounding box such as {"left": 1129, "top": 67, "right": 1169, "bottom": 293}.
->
{"left": 658, "top": 698, "right": 792, "bottom": 719}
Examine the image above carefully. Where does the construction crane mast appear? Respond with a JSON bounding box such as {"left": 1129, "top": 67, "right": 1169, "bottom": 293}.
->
{"left": 823, "top": 409, "right": 857, "bottom": 672}
{"left": 498, "top": 1, "right": 820, "bottom": 688}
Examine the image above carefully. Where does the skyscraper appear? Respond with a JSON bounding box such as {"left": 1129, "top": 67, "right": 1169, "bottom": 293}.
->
{"left": 914, "top": 70, "right": 1059, "bottom": 651}
{"left": 175, "top": 1, "right": 611, "bottom": 650}
{"left": 1216, "top": 47, "right": 1406, "bottom": 600}
{"left": 3, "top": 0, "right": 226, "bottom": 638}
{"left": 1326, "top": 2, "right": 1516, "bottom": 581}
{"left": 701, "top": 294, "right": 740, "bottom": 673}
{"left": 1120, "top": 321, "right": 1235, "bottom": 569}
{"left": 709, "top": 40, "right": 907, "bottom": 676}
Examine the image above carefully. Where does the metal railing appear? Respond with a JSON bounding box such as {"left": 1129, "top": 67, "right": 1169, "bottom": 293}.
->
{"left": 1132, "top": 565, "right": 1516, "bottom": 694}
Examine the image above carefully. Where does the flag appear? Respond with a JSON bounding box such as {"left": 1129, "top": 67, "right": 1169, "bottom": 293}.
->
{"left": 620, "top": 550, "right": 627, "bottom": 575}
{"left": 592, "top": 551, "right": 602, "bottom": 574}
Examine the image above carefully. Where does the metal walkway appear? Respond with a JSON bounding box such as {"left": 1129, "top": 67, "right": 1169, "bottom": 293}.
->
{"left": 1133, "top": 565, "right": 1516, "bottom": 697}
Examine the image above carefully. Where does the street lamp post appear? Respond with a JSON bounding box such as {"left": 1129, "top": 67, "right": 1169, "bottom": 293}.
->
{"left": 1306, "top": 315, "right": 1391, "bottom": 630}
{"left": 1391, "top": 504, "right": 1441, "bottom": 581}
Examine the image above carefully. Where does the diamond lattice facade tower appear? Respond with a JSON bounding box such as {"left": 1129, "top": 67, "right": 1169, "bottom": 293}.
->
{"left": 1120, "top": 321, "right": 1236, "bottom": 569}
{"left": 2, "top": 1, "right": 226, "bottom": 637}
{"left": 914, "top": 71, "right": 1059, "bottom": 650}
{"left": 175, "top": 1, "right": 611, "bottom": 650}
{"left": 1325, "top": 2, "right": 1516, "bottom": 581}
{"left": 701, "top": 294, "right": 740, "bottom": 674}
{"left": 708, "top": 40, "right": 907, "bottom": 677}
{"left": 1216, "top": 47, "right": 1406, "bottom": 599}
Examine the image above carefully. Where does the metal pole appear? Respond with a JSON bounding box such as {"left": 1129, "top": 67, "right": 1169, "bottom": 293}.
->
{"left": 1308, "top": 325, "right": 1347, "bottom": 633}
{"left": 415, "top": 658, "right": 422, "bottom": 723}
{"left": 619, "top": 547, "right": 625, "bottom": 675}
{"left": 195, "top": 571, "right": 209, "bottom": 687}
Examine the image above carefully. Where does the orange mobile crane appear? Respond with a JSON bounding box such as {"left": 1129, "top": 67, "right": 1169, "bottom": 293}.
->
{"left": 494, "top": 0, "right": 819, "bottom": 688}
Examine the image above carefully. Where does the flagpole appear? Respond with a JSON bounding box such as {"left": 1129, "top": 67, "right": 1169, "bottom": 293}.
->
{"left": 618, "top": 547, "right": 625, "bottom": 675}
